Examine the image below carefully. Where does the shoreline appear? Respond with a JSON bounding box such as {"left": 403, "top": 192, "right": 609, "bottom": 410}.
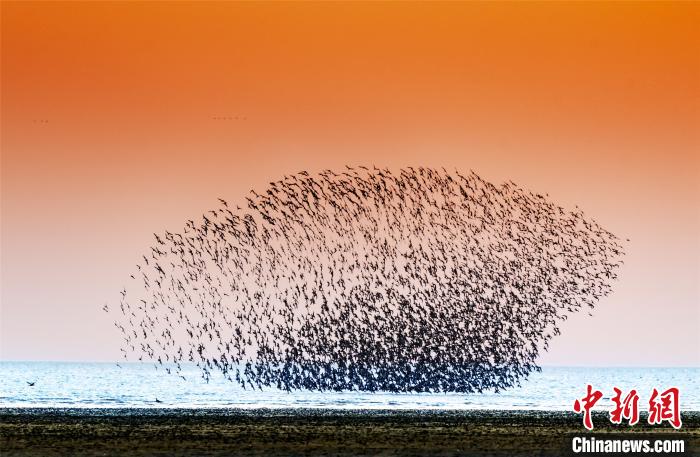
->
{"left": 2, "top": 408, "right": 698, "bottom": 456}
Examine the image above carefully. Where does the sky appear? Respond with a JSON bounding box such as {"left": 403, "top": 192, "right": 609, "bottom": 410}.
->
{"left": 1, "top": 2, "right": 698, "bottom": 366}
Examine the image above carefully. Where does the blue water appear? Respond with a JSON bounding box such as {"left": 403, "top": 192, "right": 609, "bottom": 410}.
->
{"left": 0, "top": 362, "right": 697, "bottom": 411}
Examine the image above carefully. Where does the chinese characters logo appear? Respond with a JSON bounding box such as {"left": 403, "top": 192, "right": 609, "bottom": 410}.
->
{"left": 573, "top": 384, "right": 681, "bottom": 430}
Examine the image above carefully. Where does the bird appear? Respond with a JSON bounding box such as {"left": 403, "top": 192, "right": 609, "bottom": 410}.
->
{"left": 27, "top": 381, "right": 36, "bottom": 386}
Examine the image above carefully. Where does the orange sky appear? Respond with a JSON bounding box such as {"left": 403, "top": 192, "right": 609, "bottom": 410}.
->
{"left": 1, "top": 1, "right": 698, "bottom": 365}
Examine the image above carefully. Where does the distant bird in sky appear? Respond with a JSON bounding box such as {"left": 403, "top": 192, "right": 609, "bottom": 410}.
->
{"left": 26, "top": 381, "right": 36, "bottom": 386}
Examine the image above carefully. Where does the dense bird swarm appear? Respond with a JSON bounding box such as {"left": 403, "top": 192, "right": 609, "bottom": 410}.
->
{"left": 109, "top": 167, "right": 625, "bottom": 393}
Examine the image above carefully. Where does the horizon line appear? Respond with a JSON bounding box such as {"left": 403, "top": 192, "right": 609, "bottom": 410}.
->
{"left": 0, "top": 360, "right": 698, "bottom": 369}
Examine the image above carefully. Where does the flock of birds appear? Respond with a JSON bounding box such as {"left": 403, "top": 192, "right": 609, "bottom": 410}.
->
{"left": 108, "top": 167, "right": 625, "bottom": 393}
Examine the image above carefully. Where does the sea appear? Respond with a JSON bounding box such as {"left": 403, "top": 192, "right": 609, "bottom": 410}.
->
{"left": 1, "top": 362, "right": 698, "bottom": 411}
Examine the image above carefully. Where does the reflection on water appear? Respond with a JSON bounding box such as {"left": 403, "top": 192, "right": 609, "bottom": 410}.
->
{"left": 1, "top": 362, "right": 698, "bottom": 410}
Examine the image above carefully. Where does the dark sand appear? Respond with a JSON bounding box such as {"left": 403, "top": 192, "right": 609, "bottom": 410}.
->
{"left": 1, "top": 408, "right": 698, "bottom": 456}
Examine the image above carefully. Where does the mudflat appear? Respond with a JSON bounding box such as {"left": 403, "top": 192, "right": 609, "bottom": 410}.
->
{"left": 1, "top": 408, "right": 698, "bottom": 456}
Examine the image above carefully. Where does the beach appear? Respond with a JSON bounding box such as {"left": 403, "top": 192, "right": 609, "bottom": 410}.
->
{"left": 1, "top": 408, "right": 698, "bottom": 456}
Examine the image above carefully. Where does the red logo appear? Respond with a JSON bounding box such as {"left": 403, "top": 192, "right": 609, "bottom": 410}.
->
{"left": 574, "top": 385, "right": 681, "bottom": 430}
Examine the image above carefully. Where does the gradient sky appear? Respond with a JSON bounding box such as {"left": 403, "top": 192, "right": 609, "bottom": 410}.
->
{"left": 1, "top": 2, "right": 698, "bottom": 366}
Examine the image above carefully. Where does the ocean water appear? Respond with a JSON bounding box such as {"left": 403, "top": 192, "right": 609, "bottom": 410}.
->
{"left": 0, "top": 362, "right": 697, "bottom": 411}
